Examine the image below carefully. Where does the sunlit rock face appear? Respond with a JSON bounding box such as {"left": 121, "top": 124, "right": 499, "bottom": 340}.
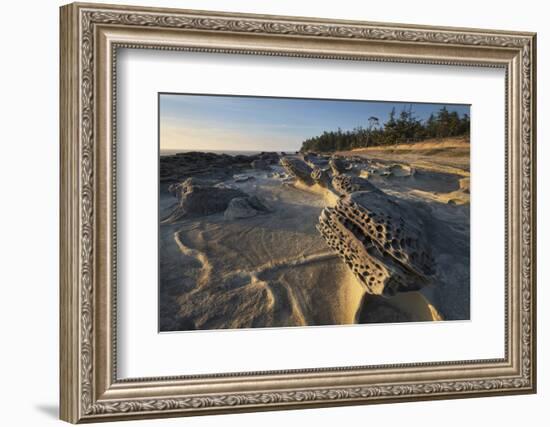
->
{"left": 331, "top": 174, "right": 379, "bottom": 196}
{"left": 318, "top": 189, "right": 435, "bottom": 296}
{"left": 310, "top": 166, "right": 331, "bottom": 188}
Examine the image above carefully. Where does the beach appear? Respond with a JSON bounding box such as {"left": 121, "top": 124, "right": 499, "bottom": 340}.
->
{"left": 159, "top": 138, "right": 470, "bottom": 331}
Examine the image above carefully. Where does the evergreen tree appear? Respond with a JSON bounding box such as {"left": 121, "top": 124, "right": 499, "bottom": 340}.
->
{"left": 299, "top": 105, "right": 470, "bottom": 153}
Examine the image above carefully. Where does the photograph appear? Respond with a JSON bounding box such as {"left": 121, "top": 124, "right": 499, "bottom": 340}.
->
{"left": 158, "top": 94, "right": 471, "bottom": 332}
{"left": 56, "top": 2, "right": 536, "bottom": 422}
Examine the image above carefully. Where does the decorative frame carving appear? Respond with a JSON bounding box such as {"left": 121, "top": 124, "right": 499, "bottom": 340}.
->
{"left": 60, "top": 2, "right": 536, "bottom": 423}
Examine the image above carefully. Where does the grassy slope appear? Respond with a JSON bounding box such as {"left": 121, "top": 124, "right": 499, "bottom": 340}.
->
{"left": 339, "top": 137, "right": 470, "bottom": 176}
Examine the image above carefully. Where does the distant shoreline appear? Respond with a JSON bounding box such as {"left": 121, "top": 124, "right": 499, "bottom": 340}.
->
{"left": 160, "top": 149, "right": 291, "bottom": 157}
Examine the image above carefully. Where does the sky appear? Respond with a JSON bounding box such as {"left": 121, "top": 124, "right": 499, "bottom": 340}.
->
{"left": 159, "top": 93, "right": 470, "bottom": 153}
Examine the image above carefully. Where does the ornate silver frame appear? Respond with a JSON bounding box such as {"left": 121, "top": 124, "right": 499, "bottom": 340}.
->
{"left": 60, "top": 2, "right": 537, "bottom": 423}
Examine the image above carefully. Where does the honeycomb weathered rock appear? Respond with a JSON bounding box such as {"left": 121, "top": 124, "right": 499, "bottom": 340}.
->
{"left": 317, "top": 190, "right": 435, "bottom": 296}
{"left": 279, "top": 157, "right": 315, "bottom": 186}
{"left": 310, "top": 166, "right": 331, "bottom": 188}
{"left": 329, "top": 157, "right": 347, "bottom": 176}
{"left": 331, "top": 174, "right": 379, "bottom": 195}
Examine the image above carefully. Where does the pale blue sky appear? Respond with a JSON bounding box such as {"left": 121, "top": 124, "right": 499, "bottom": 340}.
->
{"left": 159, "top": 93, "right": 470, "bottom": 152}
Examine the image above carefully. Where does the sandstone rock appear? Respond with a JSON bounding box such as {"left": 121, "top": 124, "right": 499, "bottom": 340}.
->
{"left": 361, "top": 163, "right": 415, "bottom": 179}
{"left": 317, "top": 190, "right": 435, "bottom": 296}
{"left": 459, "top": 177, "right": 470, "bottom": 194}
{"left": 163, "top": 180, "right": 246, "bottom": 223}
{"left": 310, "top": 166, "right": 331, "bottom": 188}
{"left": 304, "top": 153, "right": 330, "bottom": 169}
{"left": 160, "top": 151, "right": 262, "bottom": 183}
{"left": 388, "top": 164, "right": 415, "bottom": 177}
{"left": 329, "top": 157, "right": 347, "bottom": 176}
{"left": 331, "top": 174, "right": 380, "bottom": 195}
{"left": 279, "top": 157, "right": 314, "bottom": 186}
{"left": 168, "top": 177, "right": 213, "bottom": 198}
{"left": 233, "top": 174, "right": 254, "bottom": 182}
{"left": 259, "top": 152, "right": 280, "bottom": 164}
{"left": 355, "top": 294, "right": 413, "bottom": 323}
{"left": 224, "top": 196, "right": 272, "bottom": 220}
{"left": 251, "top": 159, "right": 270, "bottom": 170}
{"left": 359, "top": 169, "right": 371, "bottom": 179}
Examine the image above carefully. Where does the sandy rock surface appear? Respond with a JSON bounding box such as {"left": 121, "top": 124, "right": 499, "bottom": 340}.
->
{"left": 159, "top": 143, "right": 470, "bottom": 331}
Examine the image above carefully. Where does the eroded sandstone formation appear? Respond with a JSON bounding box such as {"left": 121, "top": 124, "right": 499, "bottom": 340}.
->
{"left": 310, "top": 166, "right": 331, "bottom": 188}
{"left": 160, "top": 144, "right": 471, "bottom": 329}
{"left": 329, "top": 157, "right": 347, "bottom": 176}
{"left": 279, "top": 157, "right": 315, "bottom": 186}
{"left": 160, "top": 151, "right": 279, "bottom": 183}
{"left": 304, "top": 153, "right": 330, "bottom": 169}
{"left": 224, "top": 195, "right": 272, "bottom": 220}
{"left": 317, "top": 189, "right": 435, "bottom": 296}
{"left": 331, "top": 174, "right": 379, "bottom": 195}
{"left": 168, "top": 177, "right": 213, "bottom": 198}
{"left": 163, "top": 178, "right": 246, "bottom": 223}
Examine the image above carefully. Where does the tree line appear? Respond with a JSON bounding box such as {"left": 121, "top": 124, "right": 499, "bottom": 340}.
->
{"left": 300, "top": 105, "right": 470, "bottom": 153}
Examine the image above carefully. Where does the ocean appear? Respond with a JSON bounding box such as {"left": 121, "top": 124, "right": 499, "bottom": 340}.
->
{"left": 160, "top": 149, "right": 269, "bottom": 157}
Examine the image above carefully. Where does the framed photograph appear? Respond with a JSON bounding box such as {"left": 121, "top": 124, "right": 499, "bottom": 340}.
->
{"left": 60, "top": 2, "right": 537, "bottom": 423}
